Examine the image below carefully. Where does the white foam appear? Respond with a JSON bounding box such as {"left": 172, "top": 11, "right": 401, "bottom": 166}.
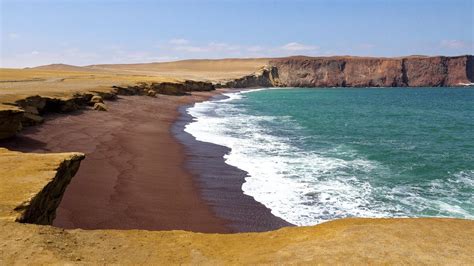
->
{"left": 185, "top": 89, "right": 474, "bottom": 225}
{"left": 186, "top": 89, "right": 393, "bottom": 225}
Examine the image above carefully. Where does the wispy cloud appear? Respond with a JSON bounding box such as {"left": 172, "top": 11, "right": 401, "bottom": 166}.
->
{"left": 169, "top": 38, "right": 189, "bottom": 45}
{"left": 170, "top": 41, "right": 241, "bottom": 53}
{"left": 440, "top": 40, "right": 470, "bottom": 49}
{"left": 159, "top": 39, "right": 321, "bottom": 58}
{"left": 2, "top": 45, "right": 179, "bottom": 68}
{"left": 358, "top": 43, "right": 375, "bottom": 49}
{"left": 2, "top": 39, "right": 324, "bottom": 67}
{"left": 246, "top": 46, "right": 265, "bottom": 52}
{"left": 7, "top": 32, "right": 20, "bottom": 40}
{"left": 280, "top": 42, "right": 319, "bottom": 51}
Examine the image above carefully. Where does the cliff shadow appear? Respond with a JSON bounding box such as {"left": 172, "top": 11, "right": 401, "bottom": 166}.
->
{"left": 467, "top": 55, "right": 474, "bottom": 82}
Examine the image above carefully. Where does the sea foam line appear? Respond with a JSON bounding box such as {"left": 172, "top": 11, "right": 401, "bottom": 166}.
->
{"left": 185, "top": 89, "right": 393, "bottom": 225}
{"left": 184, "top": 88, "right": 474, "bottom": 225}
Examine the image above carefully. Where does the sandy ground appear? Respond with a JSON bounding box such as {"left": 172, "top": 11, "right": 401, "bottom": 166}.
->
{"left": 1, "top": 145, "right": 472, "bottom": 264}
{"left": 1, "top": 92, "right": 233, "bottom": 232}
{"left": 85, "top": 58, "right": 269, "bottom": 81}
{"left": 1, "top": 89, "right": 291, "bottom": 232}
{"left": 0, "top": 58, "right": 268, "bottom": 103}
{"left": 0, "top": 218, "right": 473, "bottom": 264}
{"left": 1, "top": 58, "right": 473, "bottom": 264}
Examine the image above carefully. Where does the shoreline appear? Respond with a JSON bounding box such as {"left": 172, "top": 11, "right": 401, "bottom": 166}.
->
{"left": 0, "top": 92, "right": 230, "bottom": 232}
{"left": 0, "top": 90, "right": 473, "bottom": 264}
{"left": 173, "top": 92, "right": 293, "bottom": 232}
{"left": 0, "top": 90, "right": 291, "bottom": 233}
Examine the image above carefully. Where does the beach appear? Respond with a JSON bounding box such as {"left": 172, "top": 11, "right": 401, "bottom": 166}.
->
{"left": 0, "top": 90, "right": 290, "bottom": 232}
{"left": 0, "top": 53, "right": 472, "bottom": 264}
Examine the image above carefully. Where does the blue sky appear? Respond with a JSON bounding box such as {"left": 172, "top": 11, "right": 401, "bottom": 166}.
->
{"left": 1, "top": 0, "right": 473, "bottom": 67}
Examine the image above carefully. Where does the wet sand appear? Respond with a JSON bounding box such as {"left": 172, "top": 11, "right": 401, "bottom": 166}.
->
{"left": 0, "top": 91, "right": 291, "bottom": 232}
{"left": 174, "top": 97, "right": 292, "bottom": 232}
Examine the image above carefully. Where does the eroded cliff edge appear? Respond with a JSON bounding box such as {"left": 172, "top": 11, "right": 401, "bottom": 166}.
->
{"left": 0, "top": 80, "right": 215, "bottom": 140}
{"left": 221, "top": 55, "right": 474, "bottom": 88}
{"left": 0, "top": 148, "right": 85, "bottom": 224}
{"left": 0, "top": 149, "right": 472, "bottom": 264}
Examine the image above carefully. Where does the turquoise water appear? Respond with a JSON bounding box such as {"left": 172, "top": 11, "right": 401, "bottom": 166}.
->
{"left": 186, "top": 88, "right": 474, "bottom": 225}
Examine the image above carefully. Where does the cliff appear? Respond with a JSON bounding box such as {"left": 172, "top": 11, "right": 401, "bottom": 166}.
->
{"left": 219, "top": 65, "right": 281, "bottom": 88}
{"left": 0, "top": 148, "right": 85, "bottom": 224}
{"left": 0, "top": 106, "right": 23, "bottom": 139}
{"left": 0, "top": 79, "right": 214, "bottom": 140}
{"left": 269, "top": 55, "right": 473, "bottom": 87}
{"left": 218, "top": 55, "right": 473, "bottom": 88}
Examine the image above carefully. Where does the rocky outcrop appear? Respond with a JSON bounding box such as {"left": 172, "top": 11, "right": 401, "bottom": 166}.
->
{"left": 0, "top": 80, "right": 215, "bottom": 140}
{"left": 219, "top": 65, "right": 280, "bottom": 88}
{"left": 0, "top": 148, "right": 85, "bottom": 224}
{"left": 90, "top": 95, "right": 104, "bottom": 104}
{"left": 93, "top": 102, "right": 108, "bottom": 111}
{"left": 12, "top": 95, "right": 92, "bottom": 127}
{"left": 0, "top": 106, "right": 24, "bottom": 139}
{"left": 268, "top": 55, "right": 473, "bottom": 87}
{"left": 113, "top": 80, "right": 215, "bottom": 96}
{"left": 147, "top": 90, "right": 157, "bottom": 97}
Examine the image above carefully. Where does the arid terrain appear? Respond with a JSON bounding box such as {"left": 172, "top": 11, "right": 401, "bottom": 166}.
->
{"left": 0, "top": 57, "right": 473, "bottom": 264}
{"left": 1, "top": 147, "right": 472, "bottom": 264}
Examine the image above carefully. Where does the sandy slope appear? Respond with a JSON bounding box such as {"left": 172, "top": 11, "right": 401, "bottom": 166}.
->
{"left": 0, "top": 58, "right": 268, "bottom": 106}
{"left": 86, "top": 58, "right": 270, "bottom": 81}
{"left": 0, "top": 68, "right": 174, "bottom": 105}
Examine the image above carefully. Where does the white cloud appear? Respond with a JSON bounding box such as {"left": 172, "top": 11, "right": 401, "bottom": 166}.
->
{"left": 440, "top": 40, "right": 469, "bottom": 49}
{"left": 173, "top": 45, "right": 208, "bottom": 53}
{"left": 281, "top": 42, "right": 319, "bottom": 51}
{"left": 1, "top": 39, "right": 325, "bottom": 68}
{"left": 169, "top": 38, "right": 189, "bottom": 45}
{"left": 247, "top": 46, "right": 264, "bottom": 52}
{"left": 7, "top": 33, "right": 20, "bottom": 40}
{"left": 171, "top": 41, "right": 240, "bottom": 53}
{"left": 358, "top": 43, "right": 375, "bottom": 49}
{"left": 163, "top": 40, "right": 321, "bottom": 58}
{"left": 152, "top": 56, "right": 180, "bottom": 62}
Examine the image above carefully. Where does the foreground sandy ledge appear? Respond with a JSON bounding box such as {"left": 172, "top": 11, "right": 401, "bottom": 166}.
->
{"left": 0, "top": 148, "right": 84, "bottom": 224}
{"left": 0, "top": 148, "right": 473, "bottom": 264}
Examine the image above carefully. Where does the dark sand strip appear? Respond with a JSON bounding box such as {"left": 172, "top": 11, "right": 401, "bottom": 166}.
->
{"left": 174, "top": 98, "right": 293, "bottom": 232}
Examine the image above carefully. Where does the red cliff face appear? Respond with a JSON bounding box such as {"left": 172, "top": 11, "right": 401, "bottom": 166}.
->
{"left": 268, "top": 55, "right": 473, "bottom": 87}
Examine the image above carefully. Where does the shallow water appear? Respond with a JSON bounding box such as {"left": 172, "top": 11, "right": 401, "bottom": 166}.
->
{"left": 185, "top": 88, "right": 474, "bottom": 225}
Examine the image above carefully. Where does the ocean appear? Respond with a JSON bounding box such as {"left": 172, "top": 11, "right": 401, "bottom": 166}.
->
{"left": 185, "top": 88, "right": 474, "bottom": 226}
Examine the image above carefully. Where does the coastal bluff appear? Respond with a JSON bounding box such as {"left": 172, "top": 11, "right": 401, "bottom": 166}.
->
{"left": 1, "top": 58, "right": 473, "bottom": 264}
{"left": 220, "top": 55, "right": 474, "bottom": 88}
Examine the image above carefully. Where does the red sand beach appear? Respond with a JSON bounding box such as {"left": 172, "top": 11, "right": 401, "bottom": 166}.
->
{"left": 1, "top": 92, "right": 230, "bottom": 232}
{"left": 0, "top": 91, "right": 291, "bottom": 233}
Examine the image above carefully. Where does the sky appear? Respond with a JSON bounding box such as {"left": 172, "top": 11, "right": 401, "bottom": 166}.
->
{"left": 1, "top": 0, "right": 473, "bottom": 68}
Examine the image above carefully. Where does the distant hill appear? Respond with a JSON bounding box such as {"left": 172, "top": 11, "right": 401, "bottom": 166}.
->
{"left": 86, "top": 58, "right": 270, "bottom": 81}
{"left": 30, "top": 63, "right": 93, "bottom": 72}
{"left": 30, "top": 59, "right": 270, "bottom": 81}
